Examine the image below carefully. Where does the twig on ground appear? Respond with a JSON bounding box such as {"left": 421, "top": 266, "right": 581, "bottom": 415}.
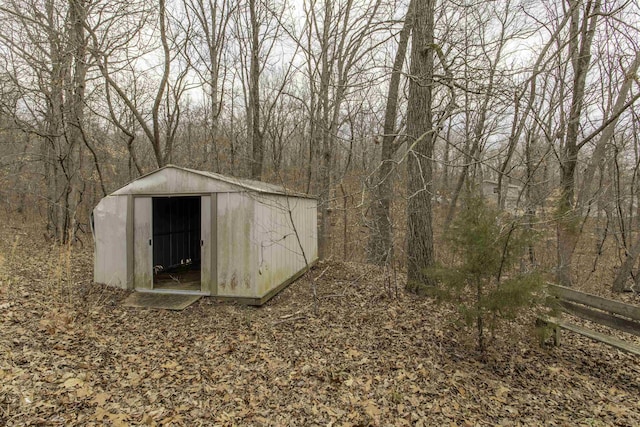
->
{"left": 279, "top": 310, "right": 303, "bottom": 319}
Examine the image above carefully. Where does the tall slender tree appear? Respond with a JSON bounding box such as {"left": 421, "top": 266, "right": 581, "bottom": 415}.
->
{"left": 367, "top": 0, "right": 414, "bottom": 265}
{"left": 0, "top": 0, "right": 91, "bottom": 242}
{"left": 183, "top": 0, "right": 234, "bottom": 173}
{"left": 406, "top": 0, "right": 436, "bottom": 290}
{"left": 556, "top": 0, "right": 601, "bottom": 286}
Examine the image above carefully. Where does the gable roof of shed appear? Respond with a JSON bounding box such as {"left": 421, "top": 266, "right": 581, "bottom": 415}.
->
{"left": 111, "top": 165, "right": 313, "bottom": 198}
{"left": 180, "top": 166, "right": 292, "bottom": 195}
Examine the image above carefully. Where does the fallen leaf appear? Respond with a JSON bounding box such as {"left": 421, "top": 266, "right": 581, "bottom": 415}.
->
{"left": 62, "top": 377, "right": 83, "bottom": 388}
{"left": 76, "top": 385, "right": 93, "bottom": 398}
{"left": 91, "top": 393, "right": 111, "bottom": 406}
{"left": 364, "top": 400, "right": 381, "bottom": 419}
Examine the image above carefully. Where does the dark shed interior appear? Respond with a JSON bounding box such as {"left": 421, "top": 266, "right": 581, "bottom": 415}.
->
{"left": 152, "top": 196, "right": 201, "bottom": 290}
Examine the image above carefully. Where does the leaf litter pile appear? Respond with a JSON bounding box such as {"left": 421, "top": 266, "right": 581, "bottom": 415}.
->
{"left": 1, "top": 224, "right": 640, "bottom": 426}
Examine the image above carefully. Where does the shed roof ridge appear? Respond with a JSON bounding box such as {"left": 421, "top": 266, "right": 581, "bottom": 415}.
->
{"left": 176, "top": 165, "right": 290, "bottom": 194}
{"left": 111, "top": 164, "right": 314, "bottom": 198}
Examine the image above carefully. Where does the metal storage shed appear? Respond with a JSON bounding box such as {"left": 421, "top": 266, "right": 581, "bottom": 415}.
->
{"left": 92, "top": 165, "right": 318, "bottom": 305}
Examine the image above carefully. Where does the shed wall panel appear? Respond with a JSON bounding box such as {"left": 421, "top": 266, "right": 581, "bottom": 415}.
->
{"left": 253, "top": 195, "right": 318, "bottom": 298}
{"left": 216, "top": 193, "right": 256, "bottom": 298}
{"left": 200, "top": 195, "right": 212, "bottom": 293}
{"left": 134, "top": 197, "right": 153, "bottom": 289}
{"left": 93, "top": 195, "right": 128, "bottom": 288}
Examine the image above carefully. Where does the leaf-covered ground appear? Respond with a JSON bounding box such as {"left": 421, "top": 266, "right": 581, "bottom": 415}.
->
{"left": 1, "top": 223, "right": 640, "bottom": 426}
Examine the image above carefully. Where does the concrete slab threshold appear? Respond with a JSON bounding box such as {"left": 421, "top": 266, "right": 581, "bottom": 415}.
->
{"left": 122, "top": 292, "right": 203, "bottom": 310}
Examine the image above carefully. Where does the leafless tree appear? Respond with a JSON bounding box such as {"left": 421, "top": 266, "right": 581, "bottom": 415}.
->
{"left": 0, "top": 0, "right": 93, "bottom": 242}
{"left": 182, "top": 0, "right": 235, "bottom": 172}
{"left": 367, "top": 0, "right": 414, "bottom": 265}
{"left": 87, "top": 0, "right": 191, "bottom": 169}
{"left": 297, "top": 0, "right": 387, "bottom": 259}
{"left": 405, "top": 0, "right": 436, "bottom": 290}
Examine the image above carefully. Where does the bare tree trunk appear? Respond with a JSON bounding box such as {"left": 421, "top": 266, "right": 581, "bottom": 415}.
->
{"left": 442, "top": 120, "right": 452, "bottom": 194}
{"left": 45, "top": 0, "right": 69, "bottom": 241}
{"left": 444, "top": 138, "right": 476, "bottom": 229}
{"left": 556, "top": 0, "right": 600, "bottom": 287}
{"left": 444, "top": 4, "right": 507, "bottom": 226}
{"left": 88, "top": 0, "right": 184, "bottom": 170}
{"left": 249, "top": 0, "right": 263, "bottom": 180}
{"left": 183, "top": 0, "right": 231, "bottom": 173}
{"left": 521, "top": 130, "right": 535, "bottom": 267}
{"left": 367, "top": 0, "right": 414, "bottom": 265}
{"left": 305, "top": 0, "right": 383, "bottom": 259}
{"left": 65, "top": 0, "right": 88, "bottom": 242}
{"left": 317, "top": 124, "right": 332, "bottom": 259}
{"left": 153, "top": 0, "right": 171, "bottom": 167}
{"left": 316, "top": 0, "right": 334, "bottom": 260}
{"left": 495, "top": 8, "right": 574, "bottom": 209}
{"left": 613, "top": 117, "right": 640, "bottom": 292}
{"left": 613, "top": 237, "right": 640, "bottom": 292}
{"left": 497, "top": 91, "right": 521, "bottom": 211}
{"left": 577, "top": 51, "right": 640, "bottom": 212}
{"left": 406, "top": 0, "right": 436, "bottom": 291}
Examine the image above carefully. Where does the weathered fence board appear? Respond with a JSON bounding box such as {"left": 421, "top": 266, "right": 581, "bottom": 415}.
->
{"left": 540, "top": 284, "right": 640, "bottom": 356}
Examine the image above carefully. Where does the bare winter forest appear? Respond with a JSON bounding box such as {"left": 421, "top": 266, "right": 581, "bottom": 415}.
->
{"left": 2, "top": 0, "right": 640, "bottom": 425}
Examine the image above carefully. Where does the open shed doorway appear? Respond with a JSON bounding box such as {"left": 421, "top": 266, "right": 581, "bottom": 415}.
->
{"left": 152, "top": 196, "right": 202, "bottom": 291}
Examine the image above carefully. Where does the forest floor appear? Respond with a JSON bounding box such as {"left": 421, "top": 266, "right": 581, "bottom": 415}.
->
{"left": 1, "top": 220, "right": 640, "bottom": 426}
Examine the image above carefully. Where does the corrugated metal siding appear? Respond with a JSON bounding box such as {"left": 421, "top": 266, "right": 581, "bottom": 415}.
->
{"left": 253, "top": 194, "right": 318, "bottom": 297}
{"left": 300, "top": 198, "right": 318, "bottom": 261}
{"left": 133, "top": 197, "right": 153, "bottom": 289}
{"left": 216, "top": 193, "right": 256, "bottom": 298}
{"left": 93, "top": 195, "right": 128, "bottom": 288}
{"left": 200, "top": 195, "right": 212, "bottom": 293}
